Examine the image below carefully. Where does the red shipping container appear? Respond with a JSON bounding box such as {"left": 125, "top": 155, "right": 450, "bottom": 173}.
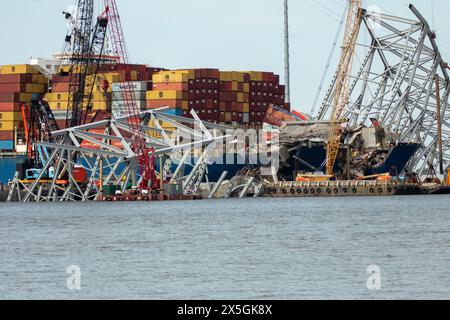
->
{"left": 0, "top": 131, "right": 14, "bottom": 140}
{"left": 0, "top": 74, "right": 33, "bottom": 84}
{"left": 200, "top": 69, "right": 220, "bottom": 78}
{"left": 274, "top": 74, "right": 280, "bottom": 83}
{"left": 205, "top": 99, "right": 213, "bottom": 109}
{"left": 0, "top": 102, "right": 22, "bottom": 112}
{"left": 262, "top": 72, "right": 274, "bottom": 82}
{"left": 0, "top": 83, "right": 27, "bottom": 93}
{"left": 0, "top": 93, "right": 21, "bottom": 102}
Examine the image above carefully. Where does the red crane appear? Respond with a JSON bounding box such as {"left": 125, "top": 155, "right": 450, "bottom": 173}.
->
{"left": 103, "top": 0, "right": 157, "bottom": 191}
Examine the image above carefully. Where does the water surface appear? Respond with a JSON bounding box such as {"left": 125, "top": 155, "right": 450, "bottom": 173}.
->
{"left": 0, "top": 195, "right": 449, "bottom": 299}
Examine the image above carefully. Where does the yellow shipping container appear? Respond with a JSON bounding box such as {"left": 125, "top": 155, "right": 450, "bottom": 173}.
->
{"left": 248, "top": 71, "right": 263, "bottom": 81}
{"left": 85, "top": 92, "right": 107, "bottom": 102}
{"left": 32, "top": 74, "right": 49, "bottom": 84}
{"left": 147, "top": 119, "right": 176, "bottom": 139}
{"left": 0, "top": 112, "right": 22, "bottom": 121}
{"left": 0, "top": 120, "right": 22, "bottom": 131}
{"left": 57, "top": 65, "right": 96, "bottom": 74}
{"left": 147, "top": 90, "right": 186, "bottom": 100}
{"left": 219, "top": 72, "right": 233, "bottom": 82}
{"left": 20, "top": 93, "right": 33, "bottom": 102}
{"left": 173, "top": 69, "right": 195, "bottom": 79}
{"left": 0, "top": 64, "right": 39, "bottom": 75}
{"left": 48, "top": 101, "right": 71, "bottom": 110}
{"left": 26, "top": 84, "right": 47, "bottom": 93}
{"left": 243, "top": 83, "right": 250, "bottom": 93}
{"left": 86, "top": 73, "right": 119, "bottom": 83}
{"left": 237, "top": 93, "right": 244, "bottom": 103}
{"left": 232, "top": 72, "right": 245, "bottom": 82}
{"left": 45, "top": 92, "right": 69, "bottom": 102}
{"left": 243, "top": 103, "right": 250, "bottom": 113}
{"left": 89, "top": 73, "right": 120, "bottom": 93}
{"left": 88, "top": 101, "right": 108, "bottom": 110}
{"left": 153, "top": 73, "right": 190, "bottom": 84}
{"left": 130, "top": 70, "right": 138, "bottom": 81}
{"left": 231, "top": 81, "right": 239, "bottom": 91}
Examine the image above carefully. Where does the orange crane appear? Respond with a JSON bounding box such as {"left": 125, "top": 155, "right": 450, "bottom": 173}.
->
{"left": 326, "top": 0, "right": 362, "bottom": 176}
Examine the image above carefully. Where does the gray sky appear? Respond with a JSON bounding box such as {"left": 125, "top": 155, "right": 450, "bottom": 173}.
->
{"left": 1, "top": 0, "right": 449, "bottom": 114}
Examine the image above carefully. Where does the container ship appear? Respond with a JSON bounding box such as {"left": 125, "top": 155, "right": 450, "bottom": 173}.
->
{"left": 0, "top": 62, "right": 290, "bottom": 185}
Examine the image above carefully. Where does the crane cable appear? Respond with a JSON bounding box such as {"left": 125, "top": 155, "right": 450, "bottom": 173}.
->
{"left": 310, "top": 3, "right": 348, "bottom": 116}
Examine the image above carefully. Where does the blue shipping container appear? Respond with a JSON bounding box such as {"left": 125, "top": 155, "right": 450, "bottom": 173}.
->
{"left": 0, "top": 140, "right": 14, "bottom": 151}
{"left": 0, "top": 157, "right": 26, "bottom": 184}
{"left": 161, "top": 108, "right": 182, "bottom": 116}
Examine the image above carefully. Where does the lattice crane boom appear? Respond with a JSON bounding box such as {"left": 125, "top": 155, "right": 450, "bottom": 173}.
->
{"left": 63, "top": 0, "right": 109, "bottom": 128}
{"left": 103, "top": 0, "right": 156, "bottom": 190}
{"left": 326, "top": 0, "right": 362, "bottom": 176}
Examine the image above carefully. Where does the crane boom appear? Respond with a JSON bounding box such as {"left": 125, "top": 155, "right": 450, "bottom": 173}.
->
{"left": 104, "top": 0, "right": 156, "bottom": 190}
{"left": 63, "top": 0, "right": 109, "bottom": 128}
{"left": 326, "top": 0, "right": 362, "bottom": 176}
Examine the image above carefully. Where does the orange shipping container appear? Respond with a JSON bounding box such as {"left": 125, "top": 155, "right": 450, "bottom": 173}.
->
{"left": 152, "top": 82, "right": 189, "bottom": 91}
{"left": 146, "top": 99, "right": 188, "bottom": 110}
{"left": 52, "top": 82, "right": 70, "bottom": 92}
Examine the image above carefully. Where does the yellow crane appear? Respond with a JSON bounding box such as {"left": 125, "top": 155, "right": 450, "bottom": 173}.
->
{"left": 326, "top": 0, "right": 363, "bottom": 176}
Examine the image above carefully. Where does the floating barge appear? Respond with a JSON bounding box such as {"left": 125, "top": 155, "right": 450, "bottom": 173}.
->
{"left": 262, "top": 180, "right": 450, "bottom": 198}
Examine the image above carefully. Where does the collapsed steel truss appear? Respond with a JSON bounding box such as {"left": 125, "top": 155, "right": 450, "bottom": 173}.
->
{"left": 8, "top": 109, "right": 230, "bottom": 202}
{"left": 316, "top": 5, "right": 450, "bottom": 174}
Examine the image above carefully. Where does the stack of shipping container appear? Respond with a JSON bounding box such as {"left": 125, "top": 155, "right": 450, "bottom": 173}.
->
{"left": 111, "top": 81, "right": 148, "bottom": 119}
{"left": 247, "top": 71, "right": 288, "bottom": 129}
{"left": 147, "top": 69, "right": 288, "bottom": 128}
{"left": 219, "top": 71, "right": 250, "bottom": 127}
{"left": 0, "top": 62, "right": 288, "bottom": 152}
{"left": 0, "top": 64, "right": 47, "bottom": 151}
{"left": 46, "top": 64, "right": 165, "bottom": 128}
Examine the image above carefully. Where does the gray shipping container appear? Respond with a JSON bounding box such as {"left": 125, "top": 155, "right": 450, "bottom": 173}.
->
{"left": 112, "top": 81, "right": 148, "bottom": 92}
{"left": 243, "top": 112, "right": 250, "bottom": 123}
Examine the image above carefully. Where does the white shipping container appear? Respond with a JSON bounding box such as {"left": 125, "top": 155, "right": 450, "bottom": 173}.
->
{"left": 112, "top": 100, "right": 146, "bottom": 109}
{"left": 112, "top": 81, "right": 148, "bottom": 92}
{"left": 112, "top": 100, "right": 146, "bottom": 118}
{"left": 112, "top": 91, "right": 147, "bottom": 101}
{"left": 52, "top": 110, "right": 72, "bottom": 120}
{"left": 112, "top": 105, "right": 145, "bottom": 119}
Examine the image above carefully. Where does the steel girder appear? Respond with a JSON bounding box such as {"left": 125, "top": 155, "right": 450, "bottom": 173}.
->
{"left": 13, "top": 109, "right": 231, "bottom": 202}
{"left": 315, "top": 5, "right": 450, "bottom": 174}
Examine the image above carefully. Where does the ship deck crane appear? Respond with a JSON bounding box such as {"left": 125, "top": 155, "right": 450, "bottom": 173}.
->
{"left": 326, "top": 0, "right": 362, "bottom": 176}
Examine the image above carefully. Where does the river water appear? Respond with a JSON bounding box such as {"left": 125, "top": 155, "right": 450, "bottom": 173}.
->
{"left": 0, "top": 195, "right": 449, "bottom": 300}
